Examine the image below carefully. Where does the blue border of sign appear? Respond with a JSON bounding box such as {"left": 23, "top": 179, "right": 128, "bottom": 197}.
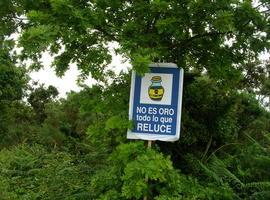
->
{"left": 127, "top": 63, "right": 184, "bottom": 141}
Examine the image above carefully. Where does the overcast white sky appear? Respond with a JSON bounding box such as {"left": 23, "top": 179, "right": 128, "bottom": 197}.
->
{"left": 30, "top": 45, "right": 131, "bottom": 98}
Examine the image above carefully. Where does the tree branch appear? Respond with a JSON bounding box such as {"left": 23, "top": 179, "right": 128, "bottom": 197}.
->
{"left": 94, "top": 25, "right": 119, "bottom": 42}
{"left": 184, "top": 31, "right": 233, "bottom": 45}
{"left": 201, "top": 135, "right": 213, "bottom": 163}
{"left": 205, "top": 142, "right": 243, "bottom": 163}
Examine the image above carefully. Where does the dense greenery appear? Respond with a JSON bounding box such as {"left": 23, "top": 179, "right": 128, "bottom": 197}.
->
{"left": 0, "top": 0, "right": 270, "bottom": 199}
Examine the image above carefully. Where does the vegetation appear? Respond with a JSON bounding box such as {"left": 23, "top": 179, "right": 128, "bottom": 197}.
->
{"left": 0, "top": 0, "right": 270, "bottom": 199}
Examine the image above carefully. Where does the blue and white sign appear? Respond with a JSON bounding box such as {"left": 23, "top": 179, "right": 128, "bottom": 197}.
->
{"left": 127, "top": 63, "right": 184, "bottom": 141}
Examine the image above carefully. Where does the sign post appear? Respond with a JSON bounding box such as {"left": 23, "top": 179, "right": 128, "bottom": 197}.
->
{"left": 127, "top": 63, "right": 184, "bottom": 141}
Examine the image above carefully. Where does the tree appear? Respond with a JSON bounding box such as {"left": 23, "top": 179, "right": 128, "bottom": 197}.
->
{"left": 1, "top": 0, "right": 270, "bottom": 199}
{"left": 28, "top": 84, "right": 59, "bottom": 123}
{"left": 7, "top": 1, "right": 268, "bottom": 80}
{"left": 0, "top": 38, "right": 29, "bottom": 147}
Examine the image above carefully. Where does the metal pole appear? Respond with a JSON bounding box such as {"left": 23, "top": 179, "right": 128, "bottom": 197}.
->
{"left": 143, "top": 140, "right": 152, "bottom": 200}
{"left": 147, "top": 140, "right": 152, "bottom": 149}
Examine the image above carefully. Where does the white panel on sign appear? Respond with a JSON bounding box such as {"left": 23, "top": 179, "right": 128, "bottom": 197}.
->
{"left": 140, "top": 73, "right": 173, "bottom": 105}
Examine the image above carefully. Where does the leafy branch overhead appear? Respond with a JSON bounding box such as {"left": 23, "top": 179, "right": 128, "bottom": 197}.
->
{"left": 2, "top": 0, "right": 269, "bottom": 78}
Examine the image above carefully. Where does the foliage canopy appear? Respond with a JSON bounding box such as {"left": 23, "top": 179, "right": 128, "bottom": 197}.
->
{"left": 0, "top": 0, "right": 270, "bottom": 199}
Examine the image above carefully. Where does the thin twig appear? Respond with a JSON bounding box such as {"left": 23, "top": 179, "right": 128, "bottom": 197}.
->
{"left": 201, "top": 135, "right": 213, "bottom": 162}
{"left": 205, "top": 142, "right": 242, "bottom": 163}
